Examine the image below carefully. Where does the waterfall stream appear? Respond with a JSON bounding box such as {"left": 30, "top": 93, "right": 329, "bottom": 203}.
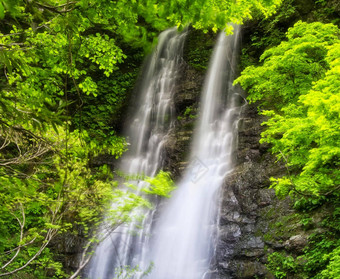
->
{"left": 142, "top": 27, "right": 242, "bottom": 279}
{"left": 87, "top": 28, "right": 187, "bottom": 279}
{"left": 88, "top": 26, "right": 243, "bottom": 279}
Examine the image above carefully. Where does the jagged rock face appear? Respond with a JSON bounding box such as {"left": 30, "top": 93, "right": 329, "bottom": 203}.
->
{"left": 50, "top": 226, "right": 88, "bottom": 275}
{"left": 215, "top": 104, "right": 284, "bottom": 278}
{"left": 214, "top": 102, "right": 326, "bottom": 278}
{"left": 174, "top": 65, "right": 203, "bottom": 113}
{"left": 163, "top": 62, "right": 206, "bottom": 178}
{"left": 163, "top": 29, "right": 216, "bottom": 178}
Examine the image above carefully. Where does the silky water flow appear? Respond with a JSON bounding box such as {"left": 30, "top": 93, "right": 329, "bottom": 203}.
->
{"left": 87, "top": 28, "right": 187, "bottom": 279}
{"left": 143, "top": 27, "right": 243, "bottom": 279}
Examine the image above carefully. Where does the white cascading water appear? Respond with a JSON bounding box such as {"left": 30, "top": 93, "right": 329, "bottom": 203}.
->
{"left": 87, "top": 28, "right": 187, "bottom": 279}
{"left": 143, "top": 27, "right": 243, "bottom": 279}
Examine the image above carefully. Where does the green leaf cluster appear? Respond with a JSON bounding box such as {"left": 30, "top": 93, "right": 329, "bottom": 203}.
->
{"left": 236, "top": 20, "right": 340, "bottom": 278}
{"left": 143, "top": 171, "right": 176, "bottom": 198}
{"left": 236, "top": 21, "right": 340, "bottom": 197}
{"left": 266, "top": 218, "right": 340, "bottom": 279}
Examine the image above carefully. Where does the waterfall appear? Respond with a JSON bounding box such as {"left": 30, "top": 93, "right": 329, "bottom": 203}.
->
{"left": 87, "top": 28, "right": 187, "bottom": 279}
{"left": 143, "top": 27, "right": 242, "bottom": 279}
{"left": 88, "top": 26, "right": 243, "bottom": 279}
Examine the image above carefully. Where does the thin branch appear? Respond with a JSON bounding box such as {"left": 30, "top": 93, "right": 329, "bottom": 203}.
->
{"left": 0, "top": 197, "right": 62, "bottom": 277}
{"left": 35, "top": 2, "right": 75, "bottom": 13}
{"left": 0, "top": 135, "right": 10, "bottom": 150}
{"left": 323, "top": 184, "right": 340, "bottom": 196}
{"left": 279, "top": 151, "right": 317, "bottom": 197}
{"left": 3, "top": 67, "right": 8, "bottom": 81}
{"left": 0, "top": 17, "right": 56, "bottom": 38}
{"left": 0, "top": 32, "right": 24, "bottom": 38}
{"left": 0, "top": 43, "right": 25, "bottom": 46}
{"left": 68, "top": 221, "right": 125, "bottom": 279}
{"left": 1, "top": 47, "right": 34, "bottom": 52}
{"left": 1, "top": 237, "right": 37, "bottom": 256}
{"left": 1, "top": 165, "right": 39, "bottom": 180}
{"left": 53, "top": 1, "right": 78, "bottom": 8}
{"left": 0, "top": 143, "right": 50, "bottom": 166}
{"left": 0, "top": 228, "right": 58, "bottom": 277}
{"left": 1, "top": 204, "right": 25, "bottom": 270}
{"left": 0, "top": 120, "right": 44, "bottom": 141}
{"left": 68, "top": 209, "right": 136, "bottom": 278}
{"left": 0, "top": 123, "right": 54, "bottom": 166}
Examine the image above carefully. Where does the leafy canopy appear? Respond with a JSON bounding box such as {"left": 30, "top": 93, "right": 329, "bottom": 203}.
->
{"left": 235, "top": 21, "right": 340, "bottom": 198}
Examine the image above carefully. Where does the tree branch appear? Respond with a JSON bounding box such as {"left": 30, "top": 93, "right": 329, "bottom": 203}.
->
{"left": 0, "top": 197, "right": 62, "bottom": 277}
{"left": 0, "top": 191, "right": 63, "bottom": 276}
{"left": 0, "top": 228, "right": 58, "bottom": 277}
{"left": 35, "top": 1, "right": 77, "bottom": 14}
{"left": 68, "top": 221, "right": 125, "bottom": 279}
{"left": 1, "top": 203, "right": 25, "bottom": 270}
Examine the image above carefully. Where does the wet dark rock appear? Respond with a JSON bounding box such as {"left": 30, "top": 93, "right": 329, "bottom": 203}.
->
{"left": 219, "top": 224, "right": 242, "bottom": 242}
{"left": 215, "top": 103, "right": 289, "bottom": 278}
{"left": 174, "top": 65, "right": 203, "bottom": 113}
{"left": 89, "top": 154, "right": 117, "bottom": 169}
{"left": 264, "top": 241, "right": 285, "bottom": 249}
{"left": 230, "top": 260, "right": 274, "bottom": 279}
{"left": 50, "top": 228, "right": 87, "bottom": 274}
{"left": 243, "top": 237, "right": 265, "bottom": 249}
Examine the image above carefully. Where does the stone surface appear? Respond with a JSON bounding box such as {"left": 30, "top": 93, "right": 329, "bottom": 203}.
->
{"left": 214, "top": 103, "right": 290, "bottom": 278}
{"left": 284, "top": 235, "right": 308, "bottom": 252}
{"left": 163, "top": 65, "right": 202, "bottom": 179}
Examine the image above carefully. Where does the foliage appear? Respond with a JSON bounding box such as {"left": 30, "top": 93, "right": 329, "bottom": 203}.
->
{"left": 184, "top": 29, "right": 215, "bottom": 71}
{"left": 321, "top": 246, "right": 340, "bottom": 278}
{"left": 72, "top": 70, "right": 140, "bottom": 145}
{"left": 266, "top": 210, "right": 340, "bottom": 279}
{"left": 239, "top": 0, "right": 340, "bottom": 71}
{"left": 235, "top": 21, "right": 340, "bottom": 197}
{"left": 177, "top": 105, "right": 198, "bottom": 121}
{"left": 236, "top": 20, "right": 340, "bottom": 279}
{"left": 267, "top": 252, "right": 300, "bottom": 278}
{"left": 236, "top": 21, "right": 339, "bottom": 109}
{"left": 142, "top": 171, "right": 176, "bottom": 198}
{"left": 113, "top": 263, "right": 153, "bottom": 279}
{"left": 0, "top": 137, "right": 174, "bottom": 278}
{"left": 0, "top": 126, "right": 126, "bottom": 277}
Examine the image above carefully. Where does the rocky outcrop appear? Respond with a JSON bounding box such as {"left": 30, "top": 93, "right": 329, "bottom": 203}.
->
{"left": 215, "top": 103, "right": 286, "bottom": 278}
{"left": 214, "top": 102, "right": 332, "bottom": 278}
{"left": 163, "top": 30, "right": 214, "bottom": 178}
